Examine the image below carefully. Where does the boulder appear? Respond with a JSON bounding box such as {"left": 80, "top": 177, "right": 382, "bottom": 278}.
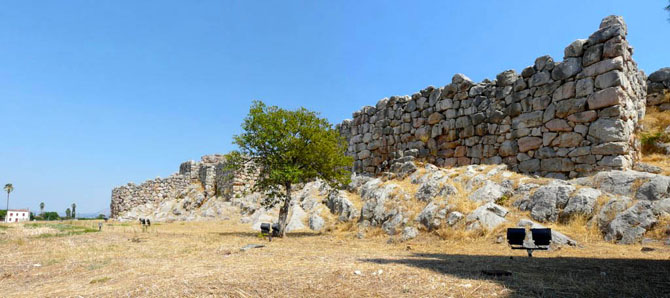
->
{"left": 401, "top": 226, "right": 419, "bottom": 241}
{"left": 466, "top": 203, "right": 508, "bottom": 230}
{"left": 415, "top": 172, "right": 457, "bottom": 202}
{"left": 648, "top": 67, "right": 670, "bottom": 82}
{"left": 468, "top": 180, "right": 508, "bottom": 202}
{"left": 325, "top": 190, "right": 359, "bottom": 221}
{"left": 447, "top": 211, "right": 464, "bottom": 226}
{"left": 562, "top": 187, "right": 601, "bottom": 218}
{"left": 529, "top": 183, "right": 576, "bottom": 222}
{"left": 309, "top": 214, "right": 325, "bottom": 231}
{"left": 286, "top": 205, "right": 307, "bottom": 232}
{"left": 381, "top": 210, "right": 405, "bottom": 235}
{"left": 417, "top": 202, "right": 449, "bottom": 231}
{"left": 635, "top": 176, "right": 670, "bottom": 201}
{"left": 605, "top": 201, "right": 657, "bottom": 244}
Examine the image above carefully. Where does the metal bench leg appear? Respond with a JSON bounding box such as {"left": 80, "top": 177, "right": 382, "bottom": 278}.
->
{"left": 527, "top": 249, "right": 533, "bottom": 257}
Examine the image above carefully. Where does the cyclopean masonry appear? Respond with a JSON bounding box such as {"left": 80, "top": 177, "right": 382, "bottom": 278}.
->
{"left": 110, "top": 155, "right": 256, "bottom": 218}
{"left": 338, "top": 15, "right": 647, "bottom": 179}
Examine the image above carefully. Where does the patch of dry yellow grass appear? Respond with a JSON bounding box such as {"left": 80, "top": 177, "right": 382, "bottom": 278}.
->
{"left": 640, "top": 106, "right": 670, "bottom": 132}
{"left": 1, "top": 220, "right": 669, "bottom": 297}
{"left": 641, "top": 153, "right": 670, "bottom": 176}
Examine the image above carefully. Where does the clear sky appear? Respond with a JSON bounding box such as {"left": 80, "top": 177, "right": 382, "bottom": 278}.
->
{"left": 1, "top": 1, "right": 668, "bottom": 215}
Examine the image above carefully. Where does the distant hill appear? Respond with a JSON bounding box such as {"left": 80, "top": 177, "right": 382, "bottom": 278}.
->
{"left": 76, "top": 208, "right": 110, "bottom": 219}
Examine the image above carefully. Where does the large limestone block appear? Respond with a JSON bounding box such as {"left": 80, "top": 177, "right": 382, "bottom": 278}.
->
{"left": 588, "top": 118, "right": 628, "bottom": 142}
{"left": 587, "top": 87, "right": 626, "bottom": 110}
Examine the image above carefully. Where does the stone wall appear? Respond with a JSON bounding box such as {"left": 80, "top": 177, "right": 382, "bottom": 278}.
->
{"left": 647, "top": 68, "right": 670, "bottom": 111}
{"left": 111, "top": 154, "right": 256, "bottom": 218}
{"left": 338, "top": 16, "right": 647, "bottom": 179}
{"left": 110, "top": 175, "right": 190, "bottom": 218}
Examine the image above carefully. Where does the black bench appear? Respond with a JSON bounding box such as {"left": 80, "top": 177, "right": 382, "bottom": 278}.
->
{"left": 507, "top": 228, "right": 552, "bottom": 257}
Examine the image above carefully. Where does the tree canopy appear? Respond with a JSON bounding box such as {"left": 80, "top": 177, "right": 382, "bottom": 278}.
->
{"left": 229, "top": 101, "right": 353, "bottom": 236}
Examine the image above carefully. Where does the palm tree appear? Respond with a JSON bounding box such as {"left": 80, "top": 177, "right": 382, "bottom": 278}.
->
{"left": 4, "top": 184, "right": 13, "bottom": 214}
{"left": 71, "top": 203, "right": 76, "bottom": 219}
{"left": 40, "top": 202, "right": 45, "bottom": 216}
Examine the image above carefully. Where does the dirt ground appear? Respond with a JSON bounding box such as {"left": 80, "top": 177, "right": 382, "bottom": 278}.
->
{"left": 1, "top": 220, "right": 669, "bottom": 298}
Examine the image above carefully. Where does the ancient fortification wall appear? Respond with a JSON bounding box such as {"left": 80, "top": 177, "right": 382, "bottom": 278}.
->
{"left": 647, "top": 68, "right": 670, "bottom": 111}
{"left": 338, "top": 16, "right": 647, "bottom": 179}
{"left": 110, "top": 155, "right": 255, "bottom": 218}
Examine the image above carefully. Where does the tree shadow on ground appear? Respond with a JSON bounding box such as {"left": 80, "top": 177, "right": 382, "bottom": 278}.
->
{"left": 362, "top": 252, "right": 670, "bottom": 297}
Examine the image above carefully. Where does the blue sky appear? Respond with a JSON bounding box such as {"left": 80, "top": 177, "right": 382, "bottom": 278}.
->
{"left": 0, "top": 1, "right": 668, "bottom": 214}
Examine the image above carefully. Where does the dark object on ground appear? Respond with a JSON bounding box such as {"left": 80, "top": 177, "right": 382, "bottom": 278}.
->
{"left": 98, "top": 222, "right": 102, "bottom": 231}
{"left": 146, "top": 219, "right": 151, "bottom": 227}
{"left": 260, "top": 223, "right": 281, "bottom": 241}
{"left": 481, "top": 269, "right": 512, "bottom": 277}
{"left": 240, "top": 244, "right": 265, "bottom": 252}
{"left": 507, "top": 228, "right": 552, "bottom": 257}
{"left": 641, "top": 247, "right": 656, "bottom": 252}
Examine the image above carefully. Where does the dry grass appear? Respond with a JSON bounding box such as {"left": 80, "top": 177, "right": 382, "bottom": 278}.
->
{"left": 1, "top": 220, "right": 669, "bottom": 297}
{"left": 640, "top": 106, "right": 670, "bottom": 133}
{"left": 641, "top": 153, "right": 670, "bottom": 176}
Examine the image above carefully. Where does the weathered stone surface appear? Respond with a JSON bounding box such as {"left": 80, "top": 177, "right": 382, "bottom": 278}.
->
{"left": 447, "top": 211, "right": 464, "bottom": 226}
{"left": 309, "top": 214, "right": 325, "bottom": 231}
{"left": 529, "top": 183, "right": 576, "bottom": 222}
{"left": 545, "top": 119, "right": 572, "bottom": 132}
{"left": 469, "top": 180, "right": 508, "bottom": 202}
{"left": 518, "top": 137, "right": 543, "bottom": 152}
{"left": 648, "top": 67, "right": 670, "bottom": 82}
{"left": 575, "top": 78, "right": 594, "bottom": 97}
{"left": 552, "top": 58, "right": 582, "bottom": 80}
{"left": 552, "top": 81, "right": 576, "bottom": 102}
{"left": 401, "top": 226, "right": 419, "bottom": 241}
{"left": 595, "top": 70, "right": 625, "bottom": 89}
{"left": 635, "top": 176, "right": 670, "bottom": 201}
{"left": 587, "top": 87, "right": 626, "bottom": 110}
{"left": 605, "top": 201, "right": 657, "bottom": 244}
{"left": 555, "top": 97, "right": 587, "bottom": 118}
{"left": 564, "top": 39, "right": 587, "bottom": 58}
{"left": 588, "top": 118, "right": 628, "bottom": 142}
{"left": 567, "top": 110, "right": 597, "bottom": 123}
{"left": 466, "top": 203, "right": 508, "bottom": 230}
{"left": 496, "top": 70, "right": 518, "bottom": 86}
{"left": 326, "top": 190, "right": 359, "bottom": 221}
{"left": 591, "top": 142, "right": 627, "bottom": 155}
{"left": 557, "top": 133, "right": 583, "bottom": 147}
{"left": 562, "top": 187, "right": 600, "bottom": 218}
{"left": 499, "top": 140, "right": 518, "bottom": 157}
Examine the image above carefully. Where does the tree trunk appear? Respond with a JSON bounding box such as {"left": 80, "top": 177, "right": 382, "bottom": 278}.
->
{"left": 277, "top": 182, "right": 292, "bottom": 237}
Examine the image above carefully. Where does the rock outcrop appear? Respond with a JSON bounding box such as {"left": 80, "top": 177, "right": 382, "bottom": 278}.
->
{"left": 647, "top": 68, "right": 670, "bottom": 111}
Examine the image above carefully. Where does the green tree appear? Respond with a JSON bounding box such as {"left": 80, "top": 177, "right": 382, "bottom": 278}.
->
{"left": 43, "top": 212, "right": 60, "bottom": 221}
{"left": 40, "top": 202, "right": 45, "bottom": 216}
{"left": 71, "top": 203, "right": 76, "bottom": 219}
{"left": 65, "top": 208, "right": 71, "bottom": 219}
{"left": 4, "top": 184, "right": 13, "bottom": 214}
{"left": 229, "top": 101, "right": 353, "bottom": 237}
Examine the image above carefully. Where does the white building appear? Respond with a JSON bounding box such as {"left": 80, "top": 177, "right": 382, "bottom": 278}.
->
{"left": 5, "top": 209, "right": 30, "bottom": 223}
